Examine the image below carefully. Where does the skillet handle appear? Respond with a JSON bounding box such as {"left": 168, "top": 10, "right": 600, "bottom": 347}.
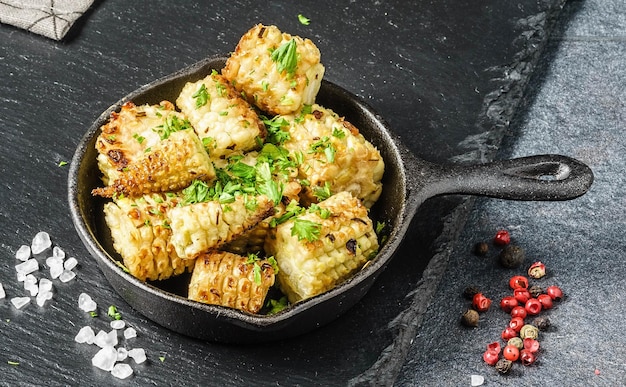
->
{"left": 418, "top": 154, "right": 594, "bottom": 201}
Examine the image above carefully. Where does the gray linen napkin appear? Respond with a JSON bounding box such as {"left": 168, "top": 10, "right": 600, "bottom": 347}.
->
{"left": 0, "top": 0, "right": 94, "bottom": 40}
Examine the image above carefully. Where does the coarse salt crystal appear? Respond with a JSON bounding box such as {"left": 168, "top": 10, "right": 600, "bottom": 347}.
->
{"left": 64, "top": 257, "right": 78, "bottom": 271}
{"left": 123, "top": 327, "right": 137, "bottom": 340}
{"left": 15, "top": 259, "right": 39, "bottom": 275}
{"left": 31, "top": 231, "right": 52, "bottom": 255}
{"left": 75, "top": 326, "right": 96, "bottom": 344}
{"left": 78, "top": 293, "right": 97, "bottom": 312}
{"left": 45, "top": 256, "right": 63, "bottom": 268}
{"left": 111, "top": 363, "right": 133, "bottom": 379}
{"left": 94, "top": 330, "right": 118, "bottom": 349}
{"left": 52, "top": 246, "right": 65, "bottom": 259}
{"left": 24, "top": 275, "right": 39, "bottom": 297}
{"left": 11, "top": 296, "right": 31, "bottom": 309}
{"left": 110, "top": 320, "right": 126, "bottom": 330}
{"left": 471, "top": 375, "right": 485, "bottom": 386}
{"left": 49, "top": 264, "right": 63, "bottom": 280}
{"left": 128, "top": 348, "right": 146, "bottom": 364}
{"left": 116, "top": 347, "right": 128, "bottom": 361}
{"left": 16, "top": 272, "right": 26, "bottom": 282}
{"left": 38, "top": 278, "right": 53, "bottom": 293}
{"left": 0, "top": 282, "right": 5, "bottom": 299}
{"left": 36, "top": 290, "right": 53, "bottom": 306}
{"left": 15, "top": 245, "right": 31, "bottom": 261}
{"left": 59, "top": 270, "right": 76, "bottom": 283}
{"left": 91, "top": 346, "right": 118, "bottom": 371}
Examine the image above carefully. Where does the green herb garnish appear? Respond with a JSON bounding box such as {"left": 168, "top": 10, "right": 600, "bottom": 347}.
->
{"left": 297, "top": 14, "right": 311, "bottom": 25}
{"left": 291, "top": 218, "right": 321, "bottom": 242}
{"left": 270, "top": 39, "right": 298, "bottom": 77}
{"left": 192, "top": 84, "right": 209, "bottom": 108}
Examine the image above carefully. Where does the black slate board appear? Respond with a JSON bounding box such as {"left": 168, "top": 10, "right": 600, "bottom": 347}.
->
{"left": 0, "top": 0, "right": 565, "bottom": 385}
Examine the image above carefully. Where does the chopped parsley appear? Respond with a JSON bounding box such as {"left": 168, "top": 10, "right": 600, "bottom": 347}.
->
{"left": 313, "top": 181, "right": 332, "bottom": 201}
{"left": 309, "top": 136, "right": 336, "bottom": 163}
{"left": 270, "top": 39, "right": 298, "bottom": 77}
{"left": 192, "top": 84, "right": 209, "bottom": 108}
{"left": 297, "top": 14, "right": 311, "bottom": 25}
{"left": 291, "top": 218, "right": 321, "bottom": 242}
{"left": 262, "top": 115, "right": 291, "bottom": 145}
{"left": 107, "top": 305, "right": 122, "bottom": 320}
{"left": 266, "top": 296, "right": 289, "bottom": 315}
{"left": 58, "top": 161, "right": 68, "bottom": 167}
{"left": 332, "top": 127, "right": 346, "bottom": 139}
{"left": 153, "top": 115, "right": 191, "bottom": 140}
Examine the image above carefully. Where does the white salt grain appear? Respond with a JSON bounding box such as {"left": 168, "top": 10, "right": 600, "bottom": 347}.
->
{"left": 123, "top": 327, "right": 137, "bottom": 339}
{"left": 111, "top": 363, "right": 133, "bottom": 379}
{"left": 15, "top": 259, "right": 39, "bottom": 275}
{"left": 36, "top": 290, "right": 53, "bottom": 306}
{"left": 91, "top": 346, "right": 118, "bottom": 371}
{"left": 0, "top": 282, "right": 5, "bottom": 299}
{"left": 128, "top": 348, "right": 146, "bottom": 364}
{"left": 24, "top": 275, "right": 39, "bottom": 296}
{"left": 59, "top": 270, "right": 76, "bottom": 283}
{"left": 471, "top": 375, "right": 485, "bottom": 386}
{"left": 49, "top": 264, "right": 64, "bottom": 280}
{"left": 16, "top": 272, "right": 26, "bottom": 282}
{"left": 110, "top": 320, "right": 126, "bottom": 330}
{"left": 78, "top": 293, "right": 97, "bottom": 312}
{"left": 52, "top": 246, "right": 65, "bottom": 259}
{"left": 11, "top": 296, "right": 31, "bottom": 309}
{"left": 45, "top": 256, "right": 63, "bottom": 268}
{"left": 75, "top": 326, "right": 96, "bottom": 344}
{"left": 116, "top": 347, "right": 128, "bottom": 361}
{"left": 64, "top": 257, "right": 78, "bottom": 271}
{"left": 31, "top": 231, "right": 52, "bottom": 255}
{"left": 94, "top": 330, "right": 118, "bottom": 348}
{"left": 15, "top": 245, "right": 31, "bottom": 261}
{"left": 38, "top": 278, "right": 53, "bottom": 293}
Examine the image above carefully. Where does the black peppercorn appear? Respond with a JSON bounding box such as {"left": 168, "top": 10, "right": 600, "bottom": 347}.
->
{"left": 498, "top": 244, "right": 525, "bottom": 268}
{"left": 461, "top": 309, "right": 480, "bottom": 327}
{"left": 473, "top": 241, "right": 489, "bottom": 256}
{"left": 528, "top": 285, "right": 543, "bottom": 298}
{"left": 533, "top": 316, "right": 551, "bottom": 331}
{"left": 495, "top": 359, "right": 513, "bottom": 374}
{"left": 463, "top": 286, "right": 480, "bottom": 300}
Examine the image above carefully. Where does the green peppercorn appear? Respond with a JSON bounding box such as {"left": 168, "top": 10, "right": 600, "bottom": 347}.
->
{"left": 528, "top": 285, "right": 543, "bottom": 298}
{"left": 520, "top": 324, "right": 539, "bottom": 340}
{"left": 498, "top": 244, "right": 525, "bottom": 269}
{"left": 473, "top": 241, "right": 489, "bottom": 256}
{"left": 533, "top": 316, "right": 551, "bottom": 331}
{"left": 495, "top": 358, "right": 513, "bottom": 374}
{"left": 463, "top": 286, "right": 481, "bottom": 300}
{"left": 461, "top": 309, "right": 480, "bottom": 327}
{"left": 507, "top": 337, "right": 524, "bottom": 350}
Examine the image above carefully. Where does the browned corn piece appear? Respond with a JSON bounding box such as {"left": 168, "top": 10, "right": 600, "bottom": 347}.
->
{"left": 103, "top": 193, "right": 195, "bottom": 281}
{"left": 169, "top": 194, "right": 275, "bottom": 259}
{"left": 222, "top": 24, "right": 325, "bottom": 115}
{"left": 265, "top": 191, "right": 379, "bottom": 303}
{"left": 188, "top": 251, "right": 275, "bottom": 314}
{"left": 281, "top": 104, "right": 384, "bottom": 208}
{"left": 176, "top": 72, "right": 266, "bottom": 159}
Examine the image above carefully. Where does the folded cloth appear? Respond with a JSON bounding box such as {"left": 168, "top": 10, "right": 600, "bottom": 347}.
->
{"left": 0, "top": 0, "right": 94, "bottom": 40}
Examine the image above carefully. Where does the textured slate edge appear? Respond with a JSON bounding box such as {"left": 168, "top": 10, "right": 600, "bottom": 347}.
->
{"left": 348, "top": 1, "right": 569, "bottom": 385}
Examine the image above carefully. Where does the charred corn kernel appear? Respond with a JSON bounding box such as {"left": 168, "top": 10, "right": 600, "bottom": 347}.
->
{"left": 223, "top": 217, "right": 272, "bottom": 256}
{"left": 222, "top": 24, "right": 325, "bottom": 115}
{"left": 176, "top": 72, "right": 266, "bottom": 159}
{"left": 169, "top": 194, "right": 275, "bottom": 259}
{"left": 265, "top": 191, "right": 379, "bottom": 303}
{"left": 188, "top": 250, "right": 275, "bottom": 314}
{"left": 103, "top": 193, "right": 195, "bottom": 282}
{"left": 95, "top": 101, "right": 180, "bottom": 185}
{"left": 281, "top": 104, "right": 384, "bottom": 208}
{"left": 92, "top": 129, "right": 215, "bottom": 198}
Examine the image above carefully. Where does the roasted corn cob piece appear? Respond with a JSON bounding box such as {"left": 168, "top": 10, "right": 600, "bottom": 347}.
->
{"left": 281, "top": 104, "right": 385, "bottom": 208}
{"left": 169, "top": 194, "right": 275, "bottom": 259}
{"left": 265, "top": 191, "right": 379, "bottom": 303}
{"left": 188, "top": 250, "right": 276, "bottom": 314}
{"left": 92, "top": 127, "right": 216, "bottom": 198}
{"left": 95, "top": 101, "right": 181, "bottom": 185}
{"left": 222, "top": 24, "right": 325, "bottom": 115}
{"left": 103, "top": 193, "right": 195, "bottom": 282}
{"left": 176, "top": 71, "right": 266, "bottom": 159}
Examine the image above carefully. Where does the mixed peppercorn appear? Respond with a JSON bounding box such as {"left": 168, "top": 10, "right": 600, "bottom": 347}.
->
{"left": 463, "top": 229, "right": 565, "bottom": 374}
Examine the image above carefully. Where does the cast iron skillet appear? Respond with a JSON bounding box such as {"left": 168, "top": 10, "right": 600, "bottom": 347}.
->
{"left": 68, "top": 55, "right": 593, "bottom": 343}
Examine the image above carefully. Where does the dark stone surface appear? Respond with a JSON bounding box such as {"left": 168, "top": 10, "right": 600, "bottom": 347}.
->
{"left": 0, "top": 0, "right": 572, "bottom": 385}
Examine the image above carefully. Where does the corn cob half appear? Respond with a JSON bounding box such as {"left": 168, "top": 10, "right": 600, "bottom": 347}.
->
{"left": 93, "top": 128, "right": 216, "bottom": 198}
{"left": 103, "top": 193, "right": 195, "bottom": 282}
{"left": 222, "top": 24, "right": 325, "bottom": 115}
{"left": 176, "top": 71, "right": 266, "bottom": 159}
{"left": 265, "top": 191, "right": 379, "bottom": 303}
{"left": 281, "top": 104, "right": 385, "bottom": 208}
{"left": 188, "top": 250, "right": 276, "bottom": 314}
{"left": 169, "top": 194, "right": 275, "bottom": 259}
